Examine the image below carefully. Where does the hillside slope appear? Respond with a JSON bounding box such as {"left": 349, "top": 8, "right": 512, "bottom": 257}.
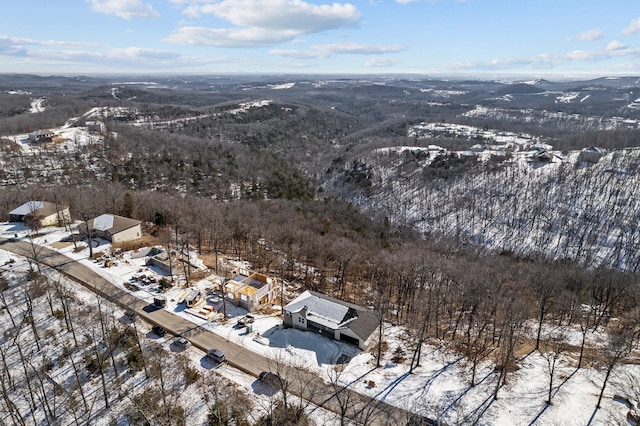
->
{"left": 325, "top": 142, "right": 640, "bottom": 271}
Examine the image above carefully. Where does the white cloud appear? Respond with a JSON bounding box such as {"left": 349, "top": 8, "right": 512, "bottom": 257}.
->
{"left": 271, "top": 42, "right": 405, "bottom": 58}
{"left": 269, "top": 49, "right": 319, "bottom": 59}
{"left": 0, "top": 33, "right": 179, "bottom": 68}
{"left": 109, "top": 47, "right": 180, "bottom": 60}
{"left": 572, "top": 29, "right": 604, "bottom": 41}
{"left": 170, "top": 0, "right": 360, "bottom": 48}
{"left": 364, "top": 57, "right": 400, "bottom": 67}
{"left": 328, "top": 43, "right": 405, "bottom": 54}
{"left": 0, "top": 34, "right": 93, "bottom": 48}
{"left": 0, "top": 34, "right": 98, "bottom": 58}
{"left": 88, "top": 0, "right": 160, "bottom": 20}
{"left": 441, "top": 46, "right": 640, "bottom": 72}
{"left": 0, "top": 35, "right": 28, "bottom": 56}
{"left": 623, "top": 17, "right": 640, "bottom": 35}
{"left": 607, "top": 40, "right": 627, "bottom": 51}
{"left": 189, "top": 0, "right": 359, "bottom": 32}
{"left": 565, "top": 50, "right": 607, "bottom": 61}
{"left": 166, "top": 26, "right": 299, "bottom": 47}
{"left": 30, "top": 47, "right": 180, "bottom": 64}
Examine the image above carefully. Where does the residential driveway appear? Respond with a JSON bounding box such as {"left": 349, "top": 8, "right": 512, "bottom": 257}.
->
{"left": 0, "top": 238, "right": 427, "bottom": 426}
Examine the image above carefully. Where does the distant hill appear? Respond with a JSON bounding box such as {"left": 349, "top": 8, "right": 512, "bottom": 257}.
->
{"left": 493, "top": 82, "right": 545, "bottom": 95}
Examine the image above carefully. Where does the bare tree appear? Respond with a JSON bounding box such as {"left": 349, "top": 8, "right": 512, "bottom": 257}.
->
{"left": 22, "top": 232, "right": 46, "bottom": 277}
{"left": 542, "top": 332, "right": 566, "bottom": 405}
{"left": 531, "top": 266, "right": 557, "bottom": 352}
{"left": 264, "top": 350, "right": 318, "bottom": 421}
{"left": 326, "top": 363, "right": 355, "bottom": 426}
{"left": 23, "top": 288, "right": 41, "bottom": 351}
{"left": 596, "top": 324, "right": 636, "bottom": 408}
{"left": 576, "top": 304, "right": 596, "bottom": 369}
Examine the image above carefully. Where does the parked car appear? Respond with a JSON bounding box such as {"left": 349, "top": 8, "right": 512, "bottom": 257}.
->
{"left": 124, "top": 310, "right": 138, "bottom": 321}
{"left": 151, "top": 325, "right": 166, "bottom": 337}
{"left": 153, "top": 295, "right": 167, "bottom": 307}
{"left": 259, "top": 371, "right": 286, "bottom": 389}
{"left": 206, "top": 349, "right": 226, "bottom": 363}
{"left": 124, "top": 282, "right": 139, "bottom": 291}
{"left": 173, "top": 336, "right": 189, "bottom": 348}
{"left": 237, "top": 314, "right": 255, "bottom": 327}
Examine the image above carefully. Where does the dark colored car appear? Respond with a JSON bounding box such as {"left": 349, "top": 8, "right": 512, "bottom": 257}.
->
{"left": 151, "top": 325, "right": 166, "bottom": 337}
{"left": 237, "top": 314, "right": 255, "bottom": 327}
{"left": 124, "top": 282, "right": 139, "bottom": 291}
{"left": 124, "top": 310, "right": 138, "bottom": 321}
{"left": 206, "top": 349, "right": 226, "bottom": 363}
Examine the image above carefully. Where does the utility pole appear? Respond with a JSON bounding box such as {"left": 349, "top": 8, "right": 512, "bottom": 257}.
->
{"left": 280, "top": 261, "right": 285, "bottom": 316}
{"left": 221, "top": 274, "right": 227, "bottom": 320}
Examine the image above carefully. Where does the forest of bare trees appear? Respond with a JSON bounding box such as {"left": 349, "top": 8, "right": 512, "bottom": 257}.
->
{"left": 2, "top": 181, "right": 639, "bottom": 411}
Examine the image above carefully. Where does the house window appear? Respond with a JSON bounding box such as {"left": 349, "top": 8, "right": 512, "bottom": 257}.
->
{"left": 298, "top": 317, "right": 305, "bottom": 323}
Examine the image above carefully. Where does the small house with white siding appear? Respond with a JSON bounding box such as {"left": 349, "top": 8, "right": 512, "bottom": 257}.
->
{"left": 283, "top": 290, "right": 378, "bottom": 350}
{"left": 79, "top": 214, "right": 142, "bottom": 243}
{"left": 28, "top": 130, "right": 54, "bottom": 143}
{"left": 9, "top": 201, "right": 70, "bottom": 226}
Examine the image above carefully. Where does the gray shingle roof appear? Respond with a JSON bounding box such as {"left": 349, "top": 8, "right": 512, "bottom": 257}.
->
{"left": 10, "top": 201, "right": 65, "bottom": 218}
{"left": 285, "top": 290, "right": 378, "bottom": 341}
{"left": 85, "top": 214, "right": 141, "bottom": 235}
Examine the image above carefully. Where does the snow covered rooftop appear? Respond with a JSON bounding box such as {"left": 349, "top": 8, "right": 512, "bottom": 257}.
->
{"left": 10, "top": 201, "right": 45, "bottom": 216}
{"left": 285, "top": 290, "right": 378, "bottom": 340}
{"left": 9, "top": 201, "right": 65, "bottom": 219}
{"left": 286, "top": 290, "right": 350, "bottom": 325}
{"left": 93, "top": 214, "right": 114, "bottom": 231}
{"left": 86, "top": 214, "right": 141, "bottom": 234}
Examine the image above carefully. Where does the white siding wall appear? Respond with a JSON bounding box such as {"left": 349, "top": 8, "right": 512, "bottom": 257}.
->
{"left": 40, "top": 213, "right": 60, "bottom": 226}
{"left": 111, "top": 224, "right": 142, "bottom": 243}
{"left": 40, "top": 207, "right": 70, "bottom": 226}
{"left": 290, "top": 311, "right": 308, "bottom": 330}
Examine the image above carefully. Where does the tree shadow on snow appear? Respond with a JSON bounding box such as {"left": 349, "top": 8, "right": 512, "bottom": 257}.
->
{"left": 415, "top": 356, "right": 464, "bottom": 398}
{"left": 371, "top": 371, "right": 412, "bottom": 403}
{"left": 527, "top": 367, "right": 581, "bottom": 424}
{"left": 251, "top": 380, "right": 278, "bottom": 397}
{"left": 586, "top": 407, "right": 599, "bottom": 425}
{"left": 199, "top": 356, "right": 222, "bottom": 370}
{"left": 461, "top": 393, "right": 496, "bottom": 425}
{"left": 441, "top": 369, "right": 494, "bottom": 419}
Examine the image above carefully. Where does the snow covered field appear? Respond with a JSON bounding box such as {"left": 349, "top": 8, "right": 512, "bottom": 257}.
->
{"left": 2, "top": 222, "right": 639, "bottom": 425}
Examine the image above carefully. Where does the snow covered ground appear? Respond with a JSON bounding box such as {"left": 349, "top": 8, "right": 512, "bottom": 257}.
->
{"left": 0, "top": 224, "right": 346, "bottom": 425}
{"left": 29, "top": 97, "right": 45, "bottom": 113}
{"left": 6, "top": 124, "right": 103, "bottom": 155}
{"left": 1, "top": 222, "right": 639, "bottom": 425}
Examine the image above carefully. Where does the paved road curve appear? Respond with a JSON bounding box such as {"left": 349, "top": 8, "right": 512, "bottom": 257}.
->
{"left": 0, "top": 238, "right": 432, "bottom": 426}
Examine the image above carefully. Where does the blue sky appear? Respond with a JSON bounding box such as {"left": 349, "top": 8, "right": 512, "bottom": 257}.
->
{"left": 1, "top": 0, "right": 639, "bottom": 77}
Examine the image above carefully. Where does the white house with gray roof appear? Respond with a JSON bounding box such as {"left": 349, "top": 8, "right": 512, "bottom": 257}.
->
{"left": 79, "top": 214, "right": 142, "bottom": 243}
{"left": 9, "top": 201, "right": 70, "bottom": 226}
{"left": 283, "top": 290, "right": 378, "bottom": 350}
